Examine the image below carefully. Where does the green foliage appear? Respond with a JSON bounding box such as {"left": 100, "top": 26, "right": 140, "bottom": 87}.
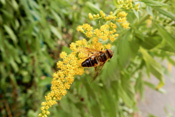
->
{"left": 0, "top": 0, "right": 175, "bottom": 117}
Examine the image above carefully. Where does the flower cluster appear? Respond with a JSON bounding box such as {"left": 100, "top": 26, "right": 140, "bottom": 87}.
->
{"left": 88, "top": 10, "right": 129, "bottom": 29}
{"left": 77, "top": 10, "right": 131, "bottom": 53}
{"left": 38, "top": 42, "right": 86, "bottom": 117}
{"left": 116, "top": 0, "right": 139, "bottom": 11}
{"left": 39, "top": 6, "right": 136, "bottom": 116}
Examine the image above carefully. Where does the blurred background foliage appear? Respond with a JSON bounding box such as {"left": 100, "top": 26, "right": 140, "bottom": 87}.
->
{"left": 0, "top": 0, "right": 175, "bottom": 117}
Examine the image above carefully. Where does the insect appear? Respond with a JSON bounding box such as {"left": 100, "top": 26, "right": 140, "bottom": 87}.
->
{"left": 81, "top": 48, "right": 113, "bottom": 68}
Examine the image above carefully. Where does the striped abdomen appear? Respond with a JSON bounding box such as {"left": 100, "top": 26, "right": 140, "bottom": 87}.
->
{"left": 81, "top": 57, "right": 98, "bottom": 67}
{"left": 81, "top": 49, "right": 113, "bottom": 67}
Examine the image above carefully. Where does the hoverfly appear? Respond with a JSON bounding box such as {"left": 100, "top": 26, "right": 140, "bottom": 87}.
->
{"left": 81, "top": 48, "right": 113, "bottom": 68}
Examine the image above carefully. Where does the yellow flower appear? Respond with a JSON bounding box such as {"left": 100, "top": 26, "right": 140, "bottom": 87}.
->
{"left": 118, "top": 11, "right": 127, "bottom": 17}
{"left": 85, "top": 31, "right": 93, "bottom": 38}
{"left": 77, "top": 26, "right": 83, "bottom": 32}
{"left": 110, "top": 35, "right": 116, "bottom": 42}
{"left": 122, "top": 22, "right": 130, "bottom": 29}
{"left": 88, "top": 13, "right": 93, "bottom": 20}
{"left": 105, "top": 44, "right": 112, "bottom": 49}
{"left": 100, "top": 10, "right": 106, "bottom": 18}
{"left": 60, "top": 52, "right": 67, "bottom": 59}
{"left": 70, "top": 43, "right": 76, "bottom": 51}
{"left": 46, "top": 111, "right": 50, "bottom": 115}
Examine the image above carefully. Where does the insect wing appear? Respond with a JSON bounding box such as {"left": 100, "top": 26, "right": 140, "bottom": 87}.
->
{"left": 93, "top": 63, "right": 105, "bottom": 80}
{"left": 82, "top": 47, "right": 101, "bottom": 57}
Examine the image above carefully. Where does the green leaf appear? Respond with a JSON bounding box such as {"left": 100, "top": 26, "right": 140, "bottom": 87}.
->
{"left": 154, "top": 22, "right": 175, "bottom": 52}
{"left": 11, "top": 0, "right": 19, "bottom": 10}
{"left": 144, "top": 81, "right": 166, "bottom": 94}
{"left": 118, "top": 83, "right": 134, "bottom": 107}
{"left": 156, "top": 8, "right": 175, "bottom": 21}
{"left": 148, "top": 113, "right": 158, "bottom": 117}
{"left": 9, "top": 74, "right": 17, "bottom": 87}
{"left": 167, "top": 57, "right": 175, "bottom": 66}
{"left": 51, "top": 10, "right": 63, "bottom": 28}
{"left": 135, "top": 74, "right": 144, "bottom": 98}
{"left": 133, "top": 9, "right": 139, "bottom": 19}
{"left": 101, "top": 52, "right": 119, "bottom": 83}
{"left": 62, "top": 46, "right": 72, "bottom": 54}
{"left": 85, "top": 2, "right": 101, "bottom": 14}
{"left": 102, "top": 87, "right": 116, "bottom": 117}
{"left": 71, "top": 104, "right": 81, "bottom": 117}
{"left": 0, "top": 0, "right": 6, "bottom": 5}
{"left": 146, "top": 6, "right": 153, "bottom": 17}
{"left": 38, "top": 77, "right": 52, "bottom": 86}
{"left": 22, "top": 75, "right": 31, "bottom": 83}
{"left": 112, "top": 81, "right": 134, "bottom": 107}
{"left": 27, "top": 110, "right": 37, "bottom": 117}
{"left": 117, "top": 30, "right": 132, "bottom": 69}
{"left": 82, "top": 77, "right": 96, "bottom": 99}
{"left": 140, "top": 47, "right": 164, "bottom": 88}
{"left": 90, "top": 99, "right": 102, "bottom": 117}
{"left": 121, "top": 75, "right": 136, "bottom": 106}
{"left": 10, "top": 59, "right": 19, "bottom": 72}
{"left": 60, "top": 97, "right": 71, "bottom": 113}
{"left": 4, "top": 25, "right": 17, "bottom": 43}
{"left": 135, "top": 31, "right": 162, "bottom": 50}
{"left": 141, "top": 0, "right": 166, "bottom": 7}
{"left": 50, "top": 25, "right": 62, "bottom": 40}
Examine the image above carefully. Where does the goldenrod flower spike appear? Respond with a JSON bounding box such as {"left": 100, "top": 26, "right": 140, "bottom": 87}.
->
{"left": 39, "top": 7, "right": 137, "bottom": 116}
